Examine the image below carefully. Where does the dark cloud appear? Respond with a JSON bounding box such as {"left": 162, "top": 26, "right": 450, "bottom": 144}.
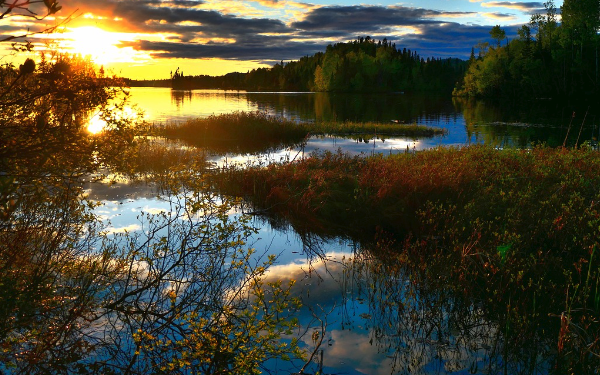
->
{"left": 481, "top": 1, "right": 546, "bottom": 15}
{"left": 118, "top": 2, "right": 290, "bottom": 37}
{"left": 484, "top": 1, "right": 544, "bottom": 9}
{"left": 291, "top": 6, "right": 475, "bottom": 33}
{"left": 486, "top": 12, "right": 518, "bottom": 19}
{"left": 289, "top": 6, "right": 504, "bottom": 60}
{"left": 66, "top": 0, "right": 290, "bottom": 37}
{"left": 399, "top": 23, "right": 520, "bottom": 57}
{"left": 122, "top": 38, "right": 325, "bottom": 61}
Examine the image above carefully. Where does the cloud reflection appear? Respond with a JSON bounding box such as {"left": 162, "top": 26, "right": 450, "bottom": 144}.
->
{"left": 103, "top": 223, "right": 142, "bottom": 234}
{"left": 262, "top": 249, "right": 501, "bottom": 374}
{"left": 208, "top": 136, "right": 426, "bottom": 168}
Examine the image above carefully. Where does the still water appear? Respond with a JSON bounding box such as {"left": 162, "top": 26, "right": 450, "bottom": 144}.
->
{"left": 128, "top": 87, "right": 599, "bottom": 151}
{"left": 87, "top": 88, "right": 585, "bottom": 374}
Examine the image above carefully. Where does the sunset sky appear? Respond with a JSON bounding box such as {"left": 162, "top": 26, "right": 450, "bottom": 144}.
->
{"left": 2, "top": 0, "right": 561, "bottom": 79}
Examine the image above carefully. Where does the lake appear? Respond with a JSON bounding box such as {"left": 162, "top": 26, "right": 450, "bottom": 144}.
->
{"left": 86, "top": 87, "right": 589, "bottom": 374}
{"left": 128, "top": 87, "right": 599, "bottom": 151}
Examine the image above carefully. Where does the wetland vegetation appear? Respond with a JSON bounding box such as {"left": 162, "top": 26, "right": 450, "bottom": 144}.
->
{"left": 210, "top": 145, "right": 600, "bottom": 373}
{"left": 158, "top": 111, "right": 446, "bottom": 155}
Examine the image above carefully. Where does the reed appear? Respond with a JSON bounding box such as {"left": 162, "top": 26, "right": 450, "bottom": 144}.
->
{"left": 158, "top": 112, "right": 445, "bottom": 154}
{"left": 309, "top": 120, "right": 446, "bottom": 137}
{"left": 160, "top": 111, "right": 308, "bottom": 154}
{"left": 209, "top": 145, "right": 600, "bottom": 371}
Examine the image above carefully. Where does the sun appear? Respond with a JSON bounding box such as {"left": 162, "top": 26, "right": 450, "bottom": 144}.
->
{"left": 61, "top": 26, "right": 142, "bottom": 66}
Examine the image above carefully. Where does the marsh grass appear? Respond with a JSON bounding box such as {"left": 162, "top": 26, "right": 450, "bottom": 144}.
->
{"left": 309, "top": 120, "right": 446, "bottom": 137}
{"left": 160, "top": 111, "right": 308, "bottom": 154}
{"left": 209, "top": 145, "right": 600, "bottom": 372}
{"left": 105, "top": 138, "right": 209, "bottom": 193}
{"left": 158, "top": 112, "right": 445, "bottom": 154}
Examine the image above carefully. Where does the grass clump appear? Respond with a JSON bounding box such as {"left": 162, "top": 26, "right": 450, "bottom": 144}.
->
{"left": 160, "top": 111, "right": 308, "bottom": 154}
{"left": 107, "top": 138, "right": 209, "bottom": 188}
{"left": 310, "top": 121, "right": 446, "bottom": 137}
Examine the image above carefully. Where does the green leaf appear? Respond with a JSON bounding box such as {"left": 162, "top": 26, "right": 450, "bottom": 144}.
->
{"left": 497, "top": 243, "right": 512, "bottom": 264}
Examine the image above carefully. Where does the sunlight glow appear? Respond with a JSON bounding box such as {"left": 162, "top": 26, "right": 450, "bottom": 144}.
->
{"left": 87, "top": 113, "right": 106, "bottom": 134}
{"left": 61, "top": 26, "right": 149, "bottom": 65}
{"left": 87, "top": 106, "right": 141, "bottom": 134}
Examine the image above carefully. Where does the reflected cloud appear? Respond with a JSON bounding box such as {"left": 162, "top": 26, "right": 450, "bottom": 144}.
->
{"left": 83, "top": 179, "right": 158, "bottom": 202}
{"left": 264, "top": 252, "right": 350, "bottom": 305}
{"left": 139, "top": 207, "right": 168, "bottom": 215}
{"left": 262, "top": 248, "right": 503, "bottom": 375}
{"left": 104, "top": 223, "right": 142, "bottom": 234}
{"left": 318, "top": 329, "right": 394, "bottom": 375}
{"left": 207, "top": 136, "right": 427, "bottom": 168}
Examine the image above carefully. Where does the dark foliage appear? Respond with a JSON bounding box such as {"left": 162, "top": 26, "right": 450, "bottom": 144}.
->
{"left": 167, "top": 38, "right": 467, "bottom": 93}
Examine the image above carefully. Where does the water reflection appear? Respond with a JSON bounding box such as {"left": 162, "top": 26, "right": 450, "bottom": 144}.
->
{"left": 270, "top": 234, "right": 557, "bottom": 374}
{"left": 125, "top": 87, "right": 600, "bottom": 149}
{"left": 207, "top": 136, "right": 426, "bottom": 169}
{"left": 77, "top": 88, "right": 600, "bottom": 374}
{"left": 258, "top": 236, "right": 555, "bottom": 375}
{"left": 454, "top": 96, "right": 599, "bottom": 148}
{"left": 80, "top": 154, "right": 568, "bottom": 374}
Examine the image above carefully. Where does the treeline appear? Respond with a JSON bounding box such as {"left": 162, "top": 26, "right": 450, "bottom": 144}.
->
{"left": 454, "top": 0, "right": 600, "bottom": 100}
{"left": 170, "top": 37, "right": 467, "bottom": 93}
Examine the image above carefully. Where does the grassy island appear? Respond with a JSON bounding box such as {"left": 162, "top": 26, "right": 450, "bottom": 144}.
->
{"left": 158, "top": 111, "right": 445, "bottom": 154}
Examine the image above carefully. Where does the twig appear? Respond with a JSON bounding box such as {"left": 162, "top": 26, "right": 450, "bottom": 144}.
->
{"left": 297, "top": 304, "right": 333, "bottom": 375}
{"left": 563, "top": 111, "right": 576, "bottom": 147}
{"left": 575, "top": 106, "right": 590, "bottom": 148}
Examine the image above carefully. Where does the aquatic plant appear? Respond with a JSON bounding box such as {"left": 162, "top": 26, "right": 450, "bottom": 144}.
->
{"left": 210, "top": 145, "right": 600, "bottom": 372}
{"left": 309, "top": 120, "right": 446, "bottom": 137}
{"left": 158, "top": 112, "right": 445, "bottom": 155}
{"left": 160, "top": 111, "right": 308, "bottom": 154}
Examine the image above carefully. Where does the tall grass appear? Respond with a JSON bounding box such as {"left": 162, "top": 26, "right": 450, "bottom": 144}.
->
{"left": 160, "top": 111, "right": 308, "bottom": 154}
{"left": 309, "top": 120, "right": 446, "bottom": 137}
{"left": 158, "top": 112, "right": 445, "bottom": 154}
{"left": 105, "top": 138, "right": 209, "bottom": 193}
{"left": 209, "top": 145, "right": 600, "bottom": 372}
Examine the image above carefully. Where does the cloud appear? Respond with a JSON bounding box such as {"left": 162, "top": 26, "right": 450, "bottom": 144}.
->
{"left": 401, "top": 22, "right": 521, "bottom": 56}
{"left": 480, "top": 1, "right": 545, "bottom": 13}
{"left": 291, "top": 6, "right": 475, "bottom": 34}
{"left": 104, "top": 224, "right": 142, "bottom": 235}
{"left": 482, "top": 12, "right": 518, "bottom": 21}
{"left": 122, "top": 38, "right": 325, "bottom": 61}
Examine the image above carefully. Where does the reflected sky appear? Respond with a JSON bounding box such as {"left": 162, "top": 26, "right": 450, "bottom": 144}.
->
{"left": 124, "top": 87, "right": 590, "bottom": 149}
{"left": 130, "top": 88, "right": 259, "bottom": 124}
{"left": 261, "top": 251, "right": 502, "bottom": 375}
{"left": 206, "top": 133, "right": 479, "bottom": 168}
{"left": 83, "top": 159, "right": 527, "bottom": 374}
{"left": 83, "top": 168, "right": 507, "bottom": 374}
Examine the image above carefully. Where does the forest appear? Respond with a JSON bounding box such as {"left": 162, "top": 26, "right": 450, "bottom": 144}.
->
{"left": 166, "top": 37, "right": 467, "bottom": 93}
{"left": 454, "top": 0, "right": 600, "bottom": 99}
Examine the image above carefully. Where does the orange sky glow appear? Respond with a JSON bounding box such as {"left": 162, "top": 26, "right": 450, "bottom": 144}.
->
{"left": 1, "top": 0, "right": 561, "bottom": 80}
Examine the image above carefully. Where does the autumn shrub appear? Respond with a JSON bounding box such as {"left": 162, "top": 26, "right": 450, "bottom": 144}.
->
{"left": 211, "top": 145, "right": 600, "bottom": 371}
